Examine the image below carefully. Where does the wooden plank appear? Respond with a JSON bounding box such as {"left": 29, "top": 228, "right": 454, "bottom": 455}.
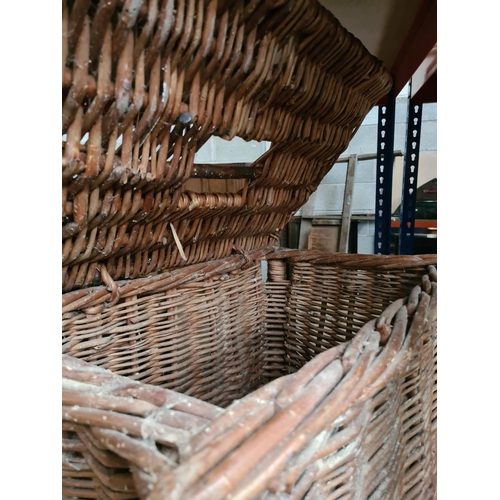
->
{"left": 184, "top": 178, "right": 202, "bottom": 191}
{"left": 191, "top": 163, "right": 258, "bottom": 179}
{"left": 201, "top": 178, "right": 210, "bottom": 192}
{"left": 334, "top": 150, "right": 403, "bottom": 164}
{"left": 307, "top": 226, "right": 340, "bottom": 253}
{"left": 208, "top": 179, "right": 228, "bottom": 192}
{"left": 338, "top": 154, "right": 357, "bottom": 253}
{"left": 226, "top": 179, "right": 246, "bottom": 193}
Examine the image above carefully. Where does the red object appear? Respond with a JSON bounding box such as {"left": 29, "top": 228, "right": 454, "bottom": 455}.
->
{"left": 391, "top": 219, "right": 437, "bottom": 230}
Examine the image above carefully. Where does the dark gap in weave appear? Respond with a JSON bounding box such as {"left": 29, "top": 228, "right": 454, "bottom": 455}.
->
{"left": 402, "top": 455, "right": 425, "bottom": 496}
{"left": 325, "top": 480, "right": 351, "bottom": 497}
{"left": 371, "top": 399, "right": 387, "bottom": 417}
{"left": 405, "top": 419, "right": 423, "bottom": 436}
{"left": 404, "top": 444, "right": 424, "bottom": 471}
{"left": 404, "top": 481, "right": 424, "bottom": 500}
{"left": 367, "top": 439, "right": 388, "bottom": 466}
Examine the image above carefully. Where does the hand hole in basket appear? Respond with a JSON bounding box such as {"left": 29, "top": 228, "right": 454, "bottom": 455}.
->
{"left": 184, "top": 137, "right": 269, "bottom": 195}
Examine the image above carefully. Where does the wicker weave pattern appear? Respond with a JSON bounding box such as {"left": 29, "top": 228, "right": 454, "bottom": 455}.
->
{"left": 63, "top": 247, "right": 272, "bottom": 407}
{"left": 62, "top": 0, "right": 391, "bottom": 291}
{"left": 63, "top": 249, "right": 434, "bottom": 401}
{"left": 273, "top": 252, "right": 437, "bottom": 373}
{"left": 62, "top": 355, "right": 224, "bottom": 499}
{"left": 62, "top": 263, "right": 436, "bottom": 499}
{"left": 263, "top": 279, "right": 289, "bottom": 379}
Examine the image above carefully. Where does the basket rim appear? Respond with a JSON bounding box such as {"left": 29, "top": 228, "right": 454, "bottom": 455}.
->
{"left": 63, "top": 247, "right": 436, "bottom": 315}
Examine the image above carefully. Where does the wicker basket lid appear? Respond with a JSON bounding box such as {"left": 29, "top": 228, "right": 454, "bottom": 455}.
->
{"left": 62, "top": 0, "right": 391, "bottom": 291}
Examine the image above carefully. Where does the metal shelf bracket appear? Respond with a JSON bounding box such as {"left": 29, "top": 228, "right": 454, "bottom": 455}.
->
{"left": 374, "top": 91, "right": 396, "bottom": 255}
{"left": 399, "top": 81, "right": 423, "bottom": 255}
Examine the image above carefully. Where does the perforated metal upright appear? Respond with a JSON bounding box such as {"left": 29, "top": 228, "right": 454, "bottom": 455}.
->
{"left": 374, "top": 92, "right": 396, "bottom": 255}
{"left": 399, "top": 81, "right": 423, "bottom": 255}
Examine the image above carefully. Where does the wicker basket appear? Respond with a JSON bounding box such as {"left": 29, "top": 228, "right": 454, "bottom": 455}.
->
{"left": 62, "top": 0, "right": 391, "bottom": 292}
{"left": 63, "top": 251, "right": 437, "bottom": 498}
{"left": 62, "top": 1, "right": 437, "bottom": 499}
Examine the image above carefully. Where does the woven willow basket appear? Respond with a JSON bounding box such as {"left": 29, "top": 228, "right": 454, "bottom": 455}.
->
{"left": 62, "top": 1, "right": 437, "bottom": 499}
{"left": 63, "top": 251, "right": 437, "bottom": 499}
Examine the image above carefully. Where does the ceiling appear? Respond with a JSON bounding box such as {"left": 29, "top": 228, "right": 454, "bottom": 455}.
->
{"left": 318, "top": 0, "right": 437, "bottom": 103}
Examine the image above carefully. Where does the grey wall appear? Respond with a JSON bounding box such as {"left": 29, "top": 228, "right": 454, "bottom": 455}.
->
{"left": 194, "top": 136, "right": 270, "bottom": 163}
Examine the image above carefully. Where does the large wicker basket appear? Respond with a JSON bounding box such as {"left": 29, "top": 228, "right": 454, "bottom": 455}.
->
{"left": 62, "top": 1, "right": 437, "bottom": 499}
{"left": 63, "top": 250, "right": 437, "bottom": 499}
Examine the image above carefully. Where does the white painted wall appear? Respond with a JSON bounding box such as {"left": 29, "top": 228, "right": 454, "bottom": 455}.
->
{"left": 194, "top": 136, "right": 270, "bottom": 163}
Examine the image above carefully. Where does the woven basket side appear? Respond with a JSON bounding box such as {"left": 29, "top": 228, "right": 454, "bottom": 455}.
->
{"left": 156, "top": 275, "right": 437, "bottom": 499}
{"left": 63, "top": 257, "right": 268, "bottom": 408}
{"left": 62, "top": 355, "right": 223, "bottom": 499}
{"left": 263, "top": 280, "right": 290, "bottom": 379}
{"left": 283, "top": 261, "right": 435, "bottom": 372}
{"left": 63, "top": 269, "right": 436, "bottom": 499}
